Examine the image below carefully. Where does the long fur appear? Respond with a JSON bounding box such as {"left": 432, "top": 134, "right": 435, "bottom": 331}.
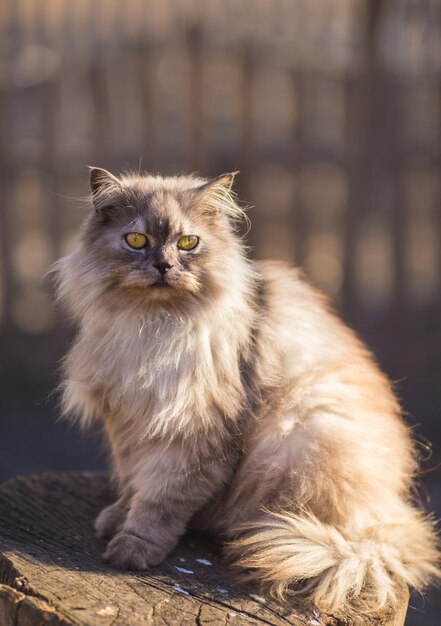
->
{"left": 55, "top": 167, "right": 440, "bottom": 614}
{"left": 227, "top": 507, "right": 439, "bottom": 612}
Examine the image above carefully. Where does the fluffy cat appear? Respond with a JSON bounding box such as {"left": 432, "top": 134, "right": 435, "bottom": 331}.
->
{"left": 56, "top": 167, "right": 439, "bottom": 613}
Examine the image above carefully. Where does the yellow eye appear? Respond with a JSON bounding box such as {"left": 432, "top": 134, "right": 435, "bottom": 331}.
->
{"left": 177, "top": 235, "right": 199, "bottom": 251}
{"left": 125, "top": 232, "right": 148, "bottom": 249}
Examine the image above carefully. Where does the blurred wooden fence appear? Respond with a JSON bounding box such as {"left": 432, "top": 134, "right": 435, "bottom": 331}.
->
{"left": 0, "top": 0, "right": 440, "bottom": 412}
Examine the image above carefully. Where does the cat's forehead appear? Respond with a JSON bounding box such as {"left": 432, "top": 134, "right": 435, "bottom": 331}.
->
{"left": 126, "top": 175, "right": 203, "bottom": 213}
{"left": 149, "top": 189, "right": 187, "bottom": 220}
{"left": 147, "top": 189, "right": 184, "bottom": 217}
{"left": 121, "top": 182, "right": 199, "bottom": 235}
{"left": 117, "top": 175, "right": 209, "bottom": 233}
{"left": 142, "top": 190, "right": 187, "bottom": 236}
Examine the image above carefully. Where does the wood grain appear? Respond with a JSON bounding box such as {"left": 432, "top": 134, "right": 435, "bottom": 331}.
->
{"left": 0, "top": 472, "right": 408, "bottom": 626}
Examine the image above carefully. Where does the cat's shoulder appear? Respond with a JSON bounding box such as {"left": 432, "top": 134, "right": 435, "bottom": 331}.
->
{"left": 253, "top": 259, "right": 311, "bottom": 294}
{"left": 252, "top": 259, "right": 331, "bottom": 309}
{"left": 254, "top": 259, "right": 302, "bottom": 281}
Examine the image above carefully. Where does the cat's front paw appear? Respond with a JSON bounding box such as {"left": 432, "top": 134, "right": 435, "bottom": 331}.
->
{"left": 95, "top": 501, "right": 126, "bottom": 540}
{"left": 103, "top": 531, "right": 168, "bottom": 570}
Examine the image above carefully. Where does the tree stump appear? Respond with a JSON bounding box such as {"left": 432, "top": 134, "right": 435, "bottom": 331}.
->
{"left": 0, "top": 473, "right": 408, "bottom": 626}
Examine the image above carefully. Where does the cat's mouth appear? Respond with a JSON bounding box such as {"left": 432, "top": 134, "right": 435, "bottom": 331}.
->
{"left": 152, "top": 279, "right": 172, "bottom": 288}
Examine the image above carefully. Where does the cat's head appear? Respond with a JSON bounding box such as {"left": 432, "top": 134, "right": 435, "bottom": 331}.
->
{"left": 58, "top": 167, "right": 252, "bottom": 316}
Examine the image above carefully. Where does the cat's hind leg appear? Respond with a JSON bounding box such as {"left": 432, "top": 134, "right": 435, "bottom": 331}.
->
{"left": 221, "top": 406, "right": 439, "bottom": 612}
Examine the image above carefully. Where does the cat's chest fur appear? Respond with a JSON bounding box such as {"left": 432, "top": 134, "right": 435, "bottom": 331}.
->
{"left": 66, "top": 307, "right": 248, "bottom": 438}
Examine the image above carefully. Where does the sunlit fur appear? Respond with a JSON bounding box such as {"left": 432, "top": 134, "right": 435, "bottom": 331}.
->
{"left": 56, "top": 167, "right": 440, "bottom": 614}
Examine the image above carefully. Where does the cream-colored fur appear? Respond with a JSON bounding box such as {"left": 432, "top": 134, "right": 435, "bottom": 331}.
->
{"left": 56, "top": 167, "right": 440, "bottom": 613}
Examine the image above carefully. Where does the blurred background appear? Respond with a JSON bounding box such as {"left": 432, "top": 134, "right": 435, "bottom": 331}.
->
{"left": 0, "top": 1, "right": 440, "bottom": 623}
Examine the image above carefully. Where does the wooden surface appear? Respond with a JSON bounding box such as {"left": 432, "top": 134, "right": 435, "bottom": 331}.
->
{"left": 0, "top": 472, "right": 409, "bottom": 626}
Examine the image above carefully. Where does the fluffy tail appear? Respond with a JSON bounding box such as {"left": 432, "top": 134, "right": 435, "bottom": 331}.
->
{"left": 226, "top": 509, "right": 440, "bottom": 612}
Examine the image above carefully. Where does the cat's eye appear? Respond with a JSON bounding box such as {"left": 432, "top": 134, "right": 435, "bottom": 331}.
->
{"left": 125, "top": 232, "right": 148, "bottom": 249}
{"left": 177, "top": 235, "right": 199, "bottom": 251}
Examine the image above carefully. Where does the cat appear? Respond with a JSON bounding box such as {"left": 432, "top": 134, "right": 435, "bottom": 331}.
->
{"left": 55, "top": 166, "right": 440, "bottom": 613}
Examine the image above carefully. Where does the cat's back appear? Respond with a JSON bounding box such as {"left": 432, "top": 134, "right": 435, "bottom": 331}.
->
{"left": 254, "top": 258, "right": 338, "bottom": 333}
{"left": 252, "top": 259, "right": 365, "bottom": 374}
{"left": 255, "top": 259, "right": 327, "bottom": 314}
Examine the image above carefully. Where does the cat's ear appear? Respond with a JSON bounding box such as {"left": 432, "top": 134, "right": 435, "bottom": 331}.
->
{"left": 194, "top": 171, "right": 245, "bottom": 221}
{"left": 197, "top": 171, "right": 238, "bottom": 195}
{"left": 88, "top": 166, "right": 122, "bottom": 211}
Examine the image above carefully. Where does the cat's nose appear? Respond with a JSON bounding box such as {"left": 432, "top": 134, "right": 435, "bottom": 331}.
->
{"left": 153, "top": 261, "right": 173, "bottom": 276}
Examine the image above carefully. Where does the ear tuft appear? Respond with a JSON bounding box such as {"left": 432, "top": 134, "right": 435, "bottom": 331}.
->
{"left": 88, "top": 167, "right": 122, "bottom": 211}
{"left": 195, "top": 171, "right": 246, "bottom": 221}
{"left": 198, "top": 171, "right": 239, "bottom": 194}
{"left": 88, "top": 166, "right": 121, "bottom": 194}
{"left": 208, "top": 171, "right": 239, "bottom": 193}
